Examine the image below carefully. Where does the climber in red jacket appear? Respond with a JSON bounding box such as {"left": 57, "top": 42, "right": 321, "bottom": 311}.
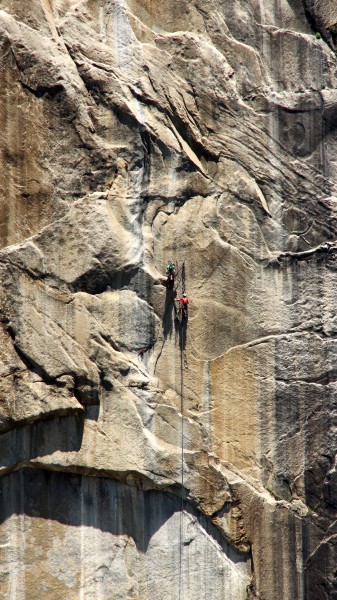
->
{"left": 178, "top": 293, "right": 188, "bottom": 319}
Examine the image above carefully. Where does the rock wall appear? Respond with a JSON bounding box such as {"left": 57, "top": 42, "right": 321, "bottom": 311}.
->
{"left": 0, "top": 1, "right": 337, "bottom": 599}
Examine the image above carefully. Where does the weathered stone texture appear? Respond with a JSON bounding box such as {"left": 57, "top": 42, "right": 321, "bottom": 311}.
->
{"left": 0, "top": 470, "right": 250, "bottom": 600}
{"left": 0, "top": 1, "right": 336, "bottom": 598}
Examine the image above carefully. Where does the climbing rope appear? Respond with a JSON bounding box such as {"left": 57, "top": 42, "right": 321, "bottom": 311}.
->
{"left": 181, "top": 261, "right": 186, "bottom": 295}
{"left": 178, "top": 343, "right": 184, "bottom": 600}
{"left": 172, "top": 259, "right": 185, "bottom": 289}
{"left": 178, "top": 260, "right": 186, "bottom": 600}
{"left": 162, "top": 256, "right": 187, "bottom": 596}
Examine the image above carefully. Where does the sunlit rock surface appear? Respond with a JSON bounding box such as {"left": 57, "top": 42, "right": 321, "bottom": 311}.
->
{"left": 0, "top": 1, "right": 337, "bottom": 598}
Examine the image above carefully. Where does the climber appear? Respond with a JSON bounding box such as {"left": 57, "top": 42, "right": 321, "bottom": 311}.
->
{"left": 166, "top": 260, "right": 176, "bottom": 287}
{"left": 178, "top": 293, "right": 189, "bottom": 319}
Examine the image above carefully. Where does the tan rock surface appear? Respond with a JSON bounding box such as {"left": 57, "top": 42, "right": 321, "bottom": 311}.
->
{"left": 0, "top": 1, "right": 337, "bottom": 598}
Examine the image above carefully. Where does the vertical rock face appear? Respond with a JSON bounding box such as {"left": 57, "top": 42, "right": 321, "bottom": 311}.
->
{"left": 0, "top": 1, "right": 337, "bottom": 598}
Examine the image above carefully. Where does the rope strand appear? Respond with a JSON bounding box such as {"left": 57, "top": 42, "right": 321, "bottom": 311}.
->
{"left": 179, "top": 341, "right": 184, "bottom": 600}
{"left": 178, "top": 260, "right": 186, "bottom": 600}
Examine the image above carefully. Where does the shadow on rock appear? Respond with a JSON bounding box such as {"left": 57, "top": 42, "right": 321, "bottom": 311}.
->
{"left": 163, "top": 286, "right": 177, "bottom": 340}
{"left": 0, "top": 469, "right": 251, "bottom": 565}
{"left": 0, "top": 413, "right": 85, "bottom": 471}
{"left": 174, "top": 310, "right": 188, "bottom": 353}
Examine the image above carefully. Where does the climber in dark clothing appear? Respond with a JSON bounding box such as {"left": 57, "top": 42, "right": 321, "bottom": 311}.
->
{"left": 166, "top": 260, "right": 176, "bottom": 286}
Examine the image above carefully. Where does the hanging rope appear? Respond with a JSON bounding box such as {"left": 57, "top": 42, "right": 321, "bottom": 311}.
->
{"left": 178, "top": 260, "right": 186, "bottom": 600}
{"left": 181, "top": 261, "right": 186, "bottom": 295}
{"left": 178, "top": 328, "right": 184, "bottom": 600}
{"left": 173, "top": 260, "right": 181, "bottom": 291}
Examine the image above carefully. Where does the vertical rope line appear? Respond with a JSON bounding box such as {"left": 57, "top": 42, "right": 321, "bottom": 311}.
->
{"left": 181, "top": 261, "right": 186, "bottom": 295}
{"left": 179, "top": 344, "right": 184, "bottom": 600}
{"left": 178, "top": 260, "right": 186, "bottom": 600}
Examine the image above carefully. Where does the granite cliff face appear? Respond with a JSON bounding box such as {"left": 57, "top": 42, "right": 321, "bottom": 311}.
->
{"left": 0, "top": 1, "right": 337, "bottom": 599}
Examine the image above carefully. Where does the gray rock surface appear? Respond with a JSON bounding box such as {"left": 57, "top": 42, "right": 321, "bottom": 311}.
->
{"left": 0, "top": 1, "right": 337, "bottom": 598}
